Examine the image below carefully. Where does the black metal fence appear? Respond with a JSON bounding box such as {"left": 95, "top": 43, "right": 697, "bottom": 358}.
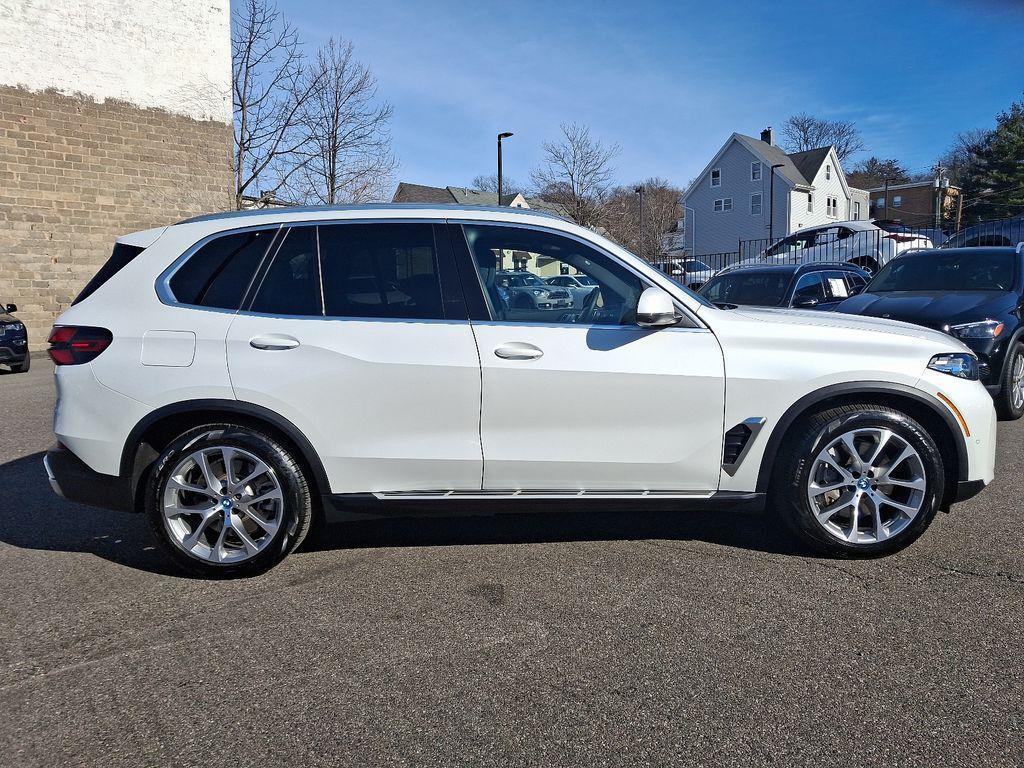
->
{"left": 659, "top": 216, "right": 1024, "bottom": 287}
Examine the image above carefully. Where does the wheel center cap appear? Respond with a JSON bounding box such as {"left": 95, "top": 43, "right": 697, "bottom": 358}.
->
{"left": 221, "top": 498, "right": 233, "bottom": 510}
{"left": 857, "top": 478, "right": 870, "bottom": 490}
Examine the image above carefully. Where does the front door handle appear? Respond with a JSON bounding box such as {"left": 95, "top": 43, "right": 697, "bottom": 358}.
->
{"left": 249, "top": 334, "right": 300, "bottom": 351}
{"left": 494, "top": 342, "right": 543, "bottom": 361}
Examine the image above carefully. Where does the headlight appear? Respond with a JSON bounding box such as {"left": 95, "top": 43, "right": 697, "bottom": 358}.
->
{"left": 947, "top": 319, "right": 1004, "bottom": 339}
{"left": 928, "top": 353, "right": 980, "bottom": 380}
{"left": 533, "top": 289, "right": 543, "bottom": 296}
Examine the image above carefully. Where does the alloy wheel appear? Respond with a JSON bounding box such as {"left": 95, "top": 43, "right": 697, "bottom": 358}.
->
{"left": 1011, "top": 352, "right": 1024, "bottom": 413}
{"left": 806, "top": 427, "right": 926, "bottom": 544}
{"left": 162, "top": 445, "right": 283, "bottom": 564}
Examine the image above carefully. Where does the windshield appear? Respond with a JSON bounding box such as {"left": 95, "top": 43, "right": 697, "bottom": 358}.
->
{"left": 515, "top": 274, "right": 545, "bottom": 287}
{"left": 868, "top": 250, "right": 1017, "bottom": 292}
{"left": 700, "top": 271, "right": 791, "bottom": 306}
{"left": 683, "top": 260, "right": 710, "bottom": 271}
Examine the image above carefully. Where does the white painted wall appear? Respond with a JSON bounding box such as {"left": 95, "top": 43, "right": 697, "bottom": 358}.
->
{"left": 790, "top": 148, "right": 850, "bottom": 231}
{"left": 0, "top": 0, "right": 231, "bottom": 123}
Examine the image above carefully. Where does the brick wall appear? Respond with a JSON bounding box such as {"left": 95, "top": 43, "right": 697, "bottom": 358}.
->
{"left": 0, "top": 85, "right": 234, "bottom": 349}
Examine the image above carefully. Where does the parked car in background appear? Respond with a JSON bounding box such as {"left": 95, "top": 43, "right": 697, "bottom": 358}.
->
{"left": 494, "top": 270, "right": 572, "bottom": 311}
{"left": 942, "top": 214, "right": 1024, "bottom": 249}
{"left": 544, "top": 273, "right": 599, "bottom": 306}
{"left": 43, "top": 205, "right": 996, "bottom": 576}
{"left": 652, "top": 258, "right": 716, "bottom": 289}
{"left": 873, "top": 219, "right": 948, "bottom": 247}
{"left": 834, "top": 245, "right": 1024, "bottom": 420}
{"left": 0, "top": 302, "right": 30, "bottom": 373}
{"left": 700, "top": 263, "right": 869, "bottom": 310}
{"left": 752, "top": 220, "right": 931, "bottom": 274}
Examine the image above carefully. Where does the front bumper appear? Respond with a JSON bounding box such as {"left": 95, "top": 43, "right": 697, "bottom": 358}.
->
{"left": 0, "top": 341, "right": 28, "bottom": 364}
{"left": 44, "top": 446, "right": 133, "bottom": 512}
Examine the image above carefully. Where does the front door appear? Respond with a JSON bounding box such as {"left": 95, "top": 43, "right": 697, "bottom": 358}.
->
{"left": 453, "top": 222, "right": 726, "bottom": 493}
{"left": 226, "top": 221, "right": 482, "bottom": 495}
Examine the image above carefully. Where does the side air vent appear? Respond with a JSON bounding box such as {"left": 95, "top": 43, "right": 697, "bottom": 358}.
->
{"left": 722, "top": 417, "right": 767, "bottom": 476}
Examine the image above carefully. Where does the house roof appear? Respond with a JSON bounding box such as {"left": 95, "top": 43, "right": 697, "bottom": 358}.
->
{"left": 733, "top": 134, "right": 812, "bottom": 189}
{"left": 788, "top": 147, "right": 832, "bottom": 185}
{"left": 392, "top": 181, "right": 569, "bottom": 219}
{"left": 392, "top": 182, "right": 456, "bottom": 204}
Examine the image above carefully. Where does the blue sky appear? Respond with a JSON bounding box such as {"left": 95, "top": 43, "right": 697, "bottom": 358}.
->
{"left": 285, "top": 0, "right": 1023, "bottom": 191}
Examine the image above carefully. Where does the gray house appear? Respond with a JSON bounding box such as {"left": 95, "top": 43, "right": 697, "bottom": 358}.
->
{"left": 682, "top": 128, "right": 869, "bottom": 257}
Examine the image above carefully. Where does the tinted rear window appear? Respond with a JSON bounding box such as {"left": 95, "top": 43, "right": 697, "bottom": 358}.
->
{"left": 249, "top": 226, "right": 322, "bottom": 316}
{"left": 169, "top": 229, "right": 277, "bottom": 309}
{"left": 73, "top": 243, "right": 144, "bottom": 305}
{"left": 319, "top": 223, "right": 444, "bottom": 319}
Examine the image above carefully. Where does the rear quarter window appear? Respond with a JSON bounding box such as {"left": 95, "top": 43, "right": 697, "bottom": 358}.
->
{"left": 169, "top": 228, "right": 278, "bottom": 309}
{"left": 73, "top": 243, "right": 145, "bottom": 305}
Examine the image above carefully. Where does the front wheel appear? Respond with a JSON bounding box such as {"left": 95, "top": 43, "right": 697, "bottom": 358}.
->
{"left": 771, "top": 404, "right": 945, "bottom": 557}
{"left": 146, "top": 424, "right": 313, "bottom": 577}
{"left": 996, "top": 342, "right": 1024, "bottom": 421}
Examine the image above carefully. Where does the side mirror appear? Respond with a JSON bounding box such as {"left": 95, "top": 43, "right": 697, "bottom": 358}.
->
{"left": 792, "top": 296, "right": 820, "bottom": 308}
{"left": 636, "top": 287, "right": 682, "bottom": 328}
{"left": 5, "top": 303, "right": 16, "bottom": 313}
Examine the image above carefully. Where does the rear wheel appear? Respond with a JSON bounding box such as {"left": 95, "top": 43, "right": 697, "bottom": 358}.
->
{"left": 772, "top": 404, "right": 945, "bottom": 557}
{"left": 146, "top": 424, "right": 313, "bottom": 577}
{"left": 996, "top": 342, "right": 1024, "bottom": 421}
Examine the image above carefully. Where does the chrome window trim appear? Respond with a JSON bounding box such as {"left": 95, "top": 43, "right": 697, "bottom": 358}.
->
{"left": 446, "top": 218, "right": 708, "bottom": 330}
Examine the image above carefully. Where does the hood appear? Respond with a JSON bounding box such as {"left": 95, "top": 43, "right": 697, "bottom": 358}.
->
{"left": 834, "top": 291, "right": 1017, "bottom": 331}
{"left": 724, "top": 304, "right": 968, "bottom": 349}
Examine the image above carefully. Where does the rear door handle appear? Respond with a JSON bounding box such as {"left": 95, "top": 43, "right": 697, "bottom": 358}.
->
{"left": 249, "top": 334, "right": 300, "bottom": 351}
{"left": 494, "top": 342, "right": 543, "bottom": 361}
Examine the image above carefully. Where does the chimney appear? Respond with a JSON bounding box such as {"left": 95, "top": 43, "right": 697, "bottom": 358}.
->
{"left": 760, "top": 126, "right": 774, "bottom": 145}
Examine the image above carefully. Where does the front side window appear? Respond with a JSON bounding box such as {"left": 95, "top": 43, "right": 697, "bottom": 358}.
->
{"left": 822, "top": 270, "right": 851, "bottom": 300}
{"left": 169, "top": 228, "right": 278, "bottom": 309}
{"left": 461, "top": 224, "right": 645, "bottom": 326}
{"left": 710, "top": 168, "right": 721, "bottom": 187}
{"left": 700, "top": 271, "right": 790, "bottom": 306}
{"left": 751, "top": 193, "right": 762, "bottom": 215}
{"left": 319, "top": 223, "right": 444, "bottom": 319}
{"left": 249, "top": 226, "right": 321, "bottom": 316}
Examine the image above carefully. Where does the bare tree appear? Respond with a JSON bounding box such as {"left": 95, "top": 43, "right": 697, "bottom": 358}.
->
{"left": 531, "top": 123, "right": 619, "bottom": 227}
{"left": 937, "top": 128, "right": 990, "bottom": 185}
{"left": 231, "top": 0, "right": 324, "bottom": 208}
{"left": 470, "top": 173, "right": 528, "bottom": 198}
{"left": 779, "top": 112, "right": 865, "bottom": 165}
{"left": 600, "top": 178, "right": 683, "bottom": 259}
{"left": 288, "top": 39, "right": 397, "bottom": 204}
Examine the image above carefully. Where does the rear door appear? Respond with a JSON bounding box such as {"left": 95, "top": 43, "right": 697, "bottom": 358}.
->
{"left": 225, "top": 221, "right": 482, "bottom": 495}
{"left": 452, "top": 222, "right": 725, "bottom": 493}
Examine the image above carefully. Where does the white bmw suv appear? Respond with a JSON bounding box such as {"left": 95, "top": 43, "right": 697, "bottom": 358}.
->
{"left": 44, "top": 205, "right": 997, "bottom": 577}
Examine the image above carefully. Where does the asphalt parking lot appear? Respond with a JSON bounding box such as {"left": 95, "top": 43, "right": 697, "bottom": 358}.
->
{"left": 1, "top": 359, "right": 1022, "bottom": 767}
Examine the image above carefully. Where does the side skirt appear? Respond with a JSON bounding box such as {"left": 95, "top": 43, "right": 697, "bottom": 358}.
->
{"left": 322, "top": 490, "right": 766, "bottom": 521}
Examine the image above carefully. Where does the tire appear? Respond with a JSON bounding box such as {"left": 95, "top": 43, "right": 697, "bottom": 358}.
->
{"left": 995, "top": 342, "right": 1024, "bottom": 421}
{"left": 770, "top": 404, "right": 945, "bottom": 557}
{"left": 145, "top": 423, "right": 313, "bottom": 578}
{"left": 10, "top": 352, "right": 29, "bottom": 373}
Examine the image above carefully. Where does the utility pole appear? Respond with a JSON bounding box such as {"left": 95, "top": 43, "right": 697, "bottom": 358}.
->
{"left": 768, "top": 163, "right": 785, "bottom": 241}
{"left": 497, "top": 132, "right": 513, "bottom": 204}
{"left": 933, "top": 165, "right": 947, "bottom": 231}
{"left": 883, "top": 178, "right": 889, "bottom": 220}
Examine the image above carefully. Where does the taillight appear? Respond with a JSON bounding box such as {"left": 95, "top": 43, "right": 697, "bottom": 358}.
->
{"left": 47, "top": 326, "right": 113, "bottom": 365}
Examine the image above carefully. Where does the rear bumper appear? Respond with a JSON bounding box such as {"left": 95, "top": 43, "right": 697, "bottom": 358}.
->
{"left": 44, "top": 446, "right": 133, "bottom": 512}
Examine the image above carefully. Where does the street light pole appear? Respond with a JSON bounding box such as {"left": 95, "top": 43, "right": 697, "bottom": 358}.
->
{"left": 635, "top": 186, "right": 644, "bottom": 259}
{"left": 497, "top": 132, "right": 513, "bottom": 204}
{"left": 768, "top": 163, "right": 785, "bottom": 242}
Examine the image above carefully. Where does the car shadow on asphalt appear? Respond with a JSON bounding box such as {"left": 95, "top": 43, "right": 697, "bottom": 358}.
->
{"left": 0, "top": 452, "right": 803, "bottom": 577}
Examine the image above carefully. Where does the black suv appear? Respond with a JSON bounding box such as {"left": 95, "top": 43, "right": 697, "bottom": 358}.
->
{"left": 834, "top": 246, "right": 1024, "bottom": 419}
{"left": 699, "top": 262, "right": 870, "bottom": 310}
{"left": 0, "top": 303, "right": 30, "bottom": 373}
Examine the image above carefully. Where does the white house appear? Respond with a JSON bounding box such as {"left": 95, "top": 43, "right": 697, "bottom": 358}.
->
{"left": 682, "top": 128, "right": 869, "bottom": 256}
